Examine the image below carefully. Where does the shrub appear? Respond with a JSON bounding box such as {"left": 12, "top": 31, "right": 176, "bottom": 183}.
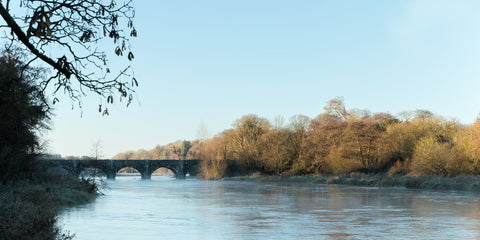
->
{"left": 411, "top": 136, "right": 452, "bottom": 176}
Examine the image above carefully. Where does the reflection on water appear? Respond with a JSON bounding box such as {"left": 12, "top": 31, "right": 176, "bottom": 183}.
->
{"left": 58, "top": 176, "right": 480, "bottom": 240}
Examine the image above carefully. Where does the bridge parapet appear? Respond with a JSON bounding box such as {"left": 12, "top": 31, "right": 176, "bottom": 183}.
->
{"left": 42, "top": 159, "right": 200, "bottom": 179}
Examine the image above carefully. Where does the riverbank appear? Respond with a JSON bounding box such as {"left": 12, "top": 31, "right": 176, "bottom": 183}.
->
{"left": 223, "top": 173, "right": 480, "bottom": 192}
{"left": 0, "top": 176, "right": 98, "bottom": 240}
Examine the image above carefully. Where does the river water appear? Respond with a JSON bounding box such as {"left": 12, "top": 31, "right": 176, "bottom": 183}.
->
{"left": 58, "top": 176, "right": 480, "bottom": 240}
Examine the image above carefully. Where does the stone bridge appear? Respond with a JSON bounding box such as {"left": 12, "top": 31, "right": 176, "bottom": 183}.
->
{"left": 43, "top": 159, "right": 200, "bottom": 179}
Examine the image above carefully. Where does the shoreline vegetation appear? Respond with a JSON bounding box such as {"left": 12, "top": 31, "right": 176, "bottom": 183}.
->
{"left": 0, "top": 172, "right": 98, "bottom": 240}
{"left": 109, "top": 98, "right": 480, "bottom": 194}
{"left": 223, "top": 173, "right": 480, "bottom": 192}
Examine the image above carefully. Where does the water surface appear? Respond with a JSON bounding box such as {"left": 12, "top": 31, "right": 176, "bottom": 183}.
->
{"left": 59, "top": 176, "right": 480, "bottom": 239}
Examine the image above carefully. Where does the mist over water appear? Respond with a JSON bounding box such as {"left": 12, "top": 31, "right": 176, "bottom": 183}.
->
{"left": 59, "top": 176, "right": 480, "bottom": 239}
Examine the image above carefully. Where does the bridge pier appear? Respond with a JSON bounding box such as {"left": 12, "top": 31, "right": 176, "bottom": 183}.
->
{"left": 106, "top": 172, "right": 116, "bottom": 180}
{"left": 141, "top": 172, "right": 152, "bottom": 179}
{"left": 175, "top": 160, "right": 186, "bottom": 179}
{"left": 176, "top": 174, "right": 186, "bottom": 179}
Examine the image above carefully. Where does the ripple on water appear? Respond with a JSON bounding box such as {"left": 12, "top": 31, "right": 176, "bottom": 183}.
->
{"left": 59, "top": 176, "right": 480, "bottom": 240}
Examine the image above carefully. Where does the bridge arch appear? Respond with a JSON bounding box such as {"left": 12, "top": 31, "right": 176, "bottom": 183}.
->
{"left": 152, "top": 167, "right": 175, "bottom": 176}
{"left": 117, "top": 167, "right": 141, "bottom": 176}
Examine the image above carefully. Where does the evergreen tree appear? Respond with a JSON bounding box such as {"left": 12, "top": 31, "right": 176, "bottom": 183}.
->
{"left": 0, "top": 49, "right": 50, "bottom": 181}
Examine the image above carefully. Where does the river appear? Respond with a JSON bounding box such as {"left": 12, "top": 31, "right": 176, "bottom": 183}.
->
{"left": 58, "top": 176, "right": 480, "bottom": 239}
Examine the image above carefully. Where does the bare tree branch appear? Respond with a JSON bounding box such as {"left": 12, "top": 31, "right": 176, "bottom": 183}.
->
{"left": 0, "top": 0, "right": 138, "bottom": 112}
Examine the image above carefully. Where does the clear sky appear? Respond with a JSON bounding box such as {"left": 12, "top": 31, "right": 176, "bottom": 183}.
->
{"left": 44, "top": 0, "right": 480, "bottom": 158}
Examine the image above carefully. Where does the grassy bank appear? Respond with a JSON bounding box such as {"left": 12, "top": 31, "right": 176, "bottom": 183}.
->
{"left": 0, "top": 176, "right": 98, "bottom": 240}
{"left": 224, "top": 173, "right": 480, "bottom": 192}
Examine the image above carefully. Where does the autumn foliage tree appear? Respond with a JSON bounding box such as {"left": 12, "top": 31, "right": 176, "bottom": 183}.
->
{"left": 230, "top": 114, "right": 270, "bottom": 172}
{"left": 258, "top": 129, "right": 291, "bottom": 175}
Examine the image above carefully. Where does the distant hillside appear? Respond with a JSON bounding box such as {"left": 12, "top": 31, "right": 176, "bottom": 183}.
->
{"left": 112, "top": 140, "right": 200, "bottom": 160}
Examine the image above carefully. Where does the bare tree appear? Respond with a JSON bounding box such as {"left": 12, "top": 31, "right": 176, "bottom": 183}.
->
{"left": 91, "top": 139, "right": 103, "bottom": 160}
{"left": 87, "top": 139, "right": 104, "bottom": 180}
{"left": 0, "top": 0, "right": 137, "bottom": 113}
{"left": 197, "top": 121, "right": 209, "bottom": 143}
{"left": 273, "top": 115, "right": 285, "bottom": 130}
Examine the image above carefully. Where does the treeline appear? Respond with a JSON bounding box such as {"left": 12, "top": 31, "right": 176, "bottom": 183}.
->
{"left": 112, "top": 98, "right": 480, "bottom": 180}
{"left": 112, "top": 140, "right": 200, "bottom": 160}
{"left": 198, "top": 98, "right": 480, "bottom": 179}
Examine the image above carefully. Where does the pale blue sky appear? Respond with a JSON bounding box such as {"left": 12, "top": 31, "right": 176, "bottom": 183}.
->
{"left": 45, "top": 0, "right": 480, "bottom": 158}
